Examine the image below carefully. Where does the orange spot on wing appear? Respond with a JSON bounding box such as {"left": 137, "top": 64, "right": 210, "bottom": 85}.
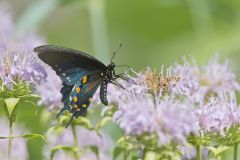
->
{"left": 82, "top": 76, "right": 88, "bottom": 84}
{"left": 76, "top": 87, "right": 81, "bottom": 93}
{"left": 74, "top": 104, "right": 78, "bottom": 108}
{"left": 73, "top": 96, "right": 78, "bottom": 102}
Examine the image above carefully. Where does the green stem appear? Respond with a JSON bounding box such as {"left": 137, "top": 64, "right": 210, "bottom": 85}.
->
{"left": 138, "top": 146, "right": 144, "bottom": 160}
{"left": 196, "top": 145, "right": 202, "bottom": 160}
{"left": 88, "top": 0, "right": 109, "bottom": 64}
{"left": 234, "top": 143, "right": 238, "bottom": 160}
{"left": 71, "top": 124, "right": 79, "bottom": 160}
{"left": 8, "top": 122, "right": 13, "bottom": 160}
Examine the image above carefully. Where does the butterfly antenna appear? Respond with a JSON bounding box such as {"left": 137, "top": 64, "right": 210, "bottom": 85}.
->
{"left": 115, "top": 64, "right": 131, "bottom": 70}
{"left": 111, "top": 43, "right": 122, "bottom": 63}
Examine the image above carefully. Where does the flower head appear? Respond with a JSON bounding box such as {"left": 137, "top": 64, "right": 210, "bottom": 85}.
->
{"left": 195, "top": 92, "right": 240, "bottom": 135}
{"left": 155, "top": 97, "right": 199, "bottom": 146}
{"left": 193, "top": 56, "right": 240, "bottom": 102}
{"left": 113, "top": 93, "right": 157, "bottom": 136}
{"left": 168, "top": 63, "right": 198, "bottom": 98}
{"left": 0, "top": 47, "right": 47, "bottom": 93}
{"left": 0, "top": 5, "right": 47, "bottom": 97}
{"left": 132, "top": 65, "right": 198, "bottom": 99}
{"left": 113, "top": 92, "right": 198, "bottom": 146}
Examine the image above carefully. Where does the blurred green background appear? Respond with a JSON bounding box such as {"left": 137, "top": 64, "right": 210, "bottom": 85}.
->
{"left": 2, "top": 0, "right": 240, "bottom": 159}
{"left": 6, "top": 0, "right": 240, "bottom": 69}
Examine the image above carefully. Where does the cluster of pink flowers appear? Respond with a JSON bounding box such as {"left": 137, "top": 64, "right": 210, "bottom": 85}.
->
{"left": 105, "top": 56, "right": 240, "bottom": 158}
{"left": 0, "top": 6, "right": 47, "bottom": 91}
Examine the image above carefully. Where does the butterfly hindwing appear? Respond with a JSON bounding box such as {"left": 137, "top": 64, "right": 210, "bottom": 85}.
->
{"left": 57, "top": 71, "right": 102, "bottom": 118}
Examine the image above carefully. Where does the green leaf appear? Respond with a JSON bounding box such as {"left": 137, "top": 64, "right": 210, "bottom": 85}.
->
{"left": 95, "top": 116, "right": 111, "bottom": 131}
{"left": 206, "top": 145, "right": 231, "bottom": 157}
{"left": 50, "top": 145, "right": 78, "bottom": 160}
{"left": 131, "top": 156, "right": 138, "bottom": 160}
{"left": 47, "top": 125, "right": 65, "bottom": 135}
{"left": 117, "top": 136, "right": 127, "bottom": 145}
{"left": 19, "top": 94, "right": 40, "bottom": 102}
{"left": 188, "top": 133, "right": 211, "bottom": 146}
{"left": 16, "top": 133, "right": 46, "bottom": 142}
{"left": 113, "top": 146, "right": 126, "bottom": 160}
{"left": 0, "top": 98, "right": 4, "bottom": 106}
{"left": 85, "top": 145, "right": 99, "bottom": 159}
{"left": 1, "top": 98, "right": 8, "bottom": 119}
{"left": 0, "top": 133, "right": 46, "bottom": 143}
{"left": 19, "top": 94, "right": 40, "bottom": 109}
{"left": 3, "top": 98, "right": 20, "bottom": 122}
{"left": 73, "top": 117, "right": 94, "bottom": 130}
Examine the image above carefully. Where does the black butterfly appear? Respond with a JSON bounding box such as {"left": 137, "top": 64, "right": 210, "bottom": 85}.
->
{"left": 34, "top": 45, "right": 127, "bottom": 126}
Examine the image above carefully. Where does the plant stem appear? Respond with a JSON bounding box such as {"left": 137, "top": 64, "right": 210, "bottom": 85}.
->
{"left": 196, "top": 145, "right": 202, "bottom": 160}
{"left": 88, "top": 0, "right": 109, "bottom": 64}
{"left": 138, "top": 146, "right": 144, "bottom": 160}
{"left": 71, "top": 124, "right": 79, "bottom": 160}
{"left": 234, "top": 143, "right": 238, "bottom": 160}
{"left": 8, "top": 122, "right": 13, "bottom": 160}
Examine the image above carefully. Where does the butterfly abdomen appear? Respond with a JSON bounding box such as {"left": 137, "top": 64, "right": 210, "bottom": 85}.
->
{"left": 100, "top": 80, "right": 108, "bottom": 105}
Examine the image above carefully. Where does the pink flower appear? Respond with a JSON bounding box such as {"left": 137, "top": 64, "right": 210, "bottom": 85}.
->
{"left": 196, "top": 92, "right": 240, "bottom": 135}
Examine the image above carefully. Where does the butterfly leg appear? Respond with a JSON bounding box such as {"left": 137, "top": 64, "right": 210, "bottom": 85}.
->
{"left": 114, "top": 73, "right": 130, "bottom": 81}
{"left": 110, "top": 80, "right": 125, "bottom": 89}
{"left": 66, "top": 114, "right": 74, "bottom": 128}
{"left": 56, "top": 104, "right": 72, "bottom": 118}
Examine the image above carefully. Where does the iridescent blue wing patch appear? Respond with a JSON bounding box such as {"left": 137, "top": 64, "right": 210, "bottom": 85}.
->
{"left": 54, "top": 63, "right": 91, "bottom": 86}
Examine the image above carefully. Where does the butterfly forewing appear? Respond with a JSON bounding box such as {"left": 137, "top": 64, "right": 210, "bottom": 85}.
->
{"left": 34, "top": 45, "right": 107, "bottom": 70}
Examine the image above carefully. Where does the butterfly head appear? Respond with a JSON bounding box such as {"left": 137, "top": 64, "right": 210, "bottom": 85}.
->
{"left": 104, "top": 63, "right": 116, "bottom": 80}
{"left": 108, "top": 62, "right": 116, "bottom": 69}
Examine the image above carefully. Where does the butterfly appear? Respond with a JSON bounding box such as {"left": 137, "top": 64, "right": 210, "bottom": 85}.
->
{"left": 34, "top": 45, "right": 128, "bottom": 126}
